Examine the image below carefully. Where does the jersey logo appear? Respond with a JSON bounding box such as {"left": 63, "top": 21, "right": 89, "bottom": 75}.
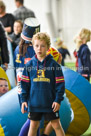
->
{"left": 37, "top": 70, "right": 45, "bottom": 78}
{"left": 15, "top": 54, "right": 21, "bottom": 63}
{"left": 33, "top": 70, "right": 50, "bottom": 82}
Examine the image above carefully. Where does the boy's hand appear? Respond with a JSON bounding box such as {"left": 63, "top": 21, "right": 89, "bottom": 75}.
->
{"left": 21, "top": 102, "right": 28, "bottom": 114}
{"left": 52, "top": 102, "right": 60, "bottom": 112}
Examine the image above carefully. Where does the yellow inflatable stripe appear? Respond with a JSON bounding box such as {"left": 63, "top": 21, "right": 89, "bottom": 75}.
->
{"left": 0, "top": 124, "right": 5, "bottom": 136}
{"left": 65, "top": 89, "right": 90, "bottom": 136}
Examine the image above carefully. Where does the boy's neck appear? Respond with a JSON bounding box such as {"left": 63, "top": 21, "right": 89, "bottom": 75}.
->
{"left": 37, "top": 56, "right": 46, "bottom": 62}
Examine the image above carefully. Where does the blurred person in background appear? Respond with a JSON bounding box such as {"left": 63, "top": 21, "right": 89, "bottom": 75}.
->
{"left": 7, "top": 20, "right": 23, "bottom": 52}
{"left": 74, "top": 28, "right": 91, "bottom": 81}
{"left": 54, "top": 38, "right": 71, "bottom": 66}
{"left": 73, "top": 49, "right": 78, "bottom": 71}
{"left": 13, "top": 0, "right": 35, "bottom": 23}
{"left": 0, "top": 21, "right": 9, "bottom": 70}
{"left": 0, "top": 78, "right": 9, "bottom": 97}
{"left": 0, "top": 0, "right": 15, "bottom": 34}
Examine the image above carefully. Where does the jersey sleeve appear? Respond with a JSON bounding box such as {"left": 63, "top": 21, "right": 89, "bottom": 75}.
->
{"left": 81, "top": 48, "right": 90, "bottom": 75}
{"left": 20, "top": 65, "right": 30, "bottom": 103}
{"left": 54, "top": 63, "right": 65, "bottom": 104}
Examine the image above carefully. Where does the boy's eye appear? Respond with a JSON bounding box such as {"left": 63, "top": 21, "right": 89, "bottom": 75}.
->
{"left": 35, "top": 45, "right": 39, "bottom": 48}
{"left": 35, "top": 44, "right": 45, "bottom": 48}
{"left": 41, "top": 45, "right": 45, "bottom": 47}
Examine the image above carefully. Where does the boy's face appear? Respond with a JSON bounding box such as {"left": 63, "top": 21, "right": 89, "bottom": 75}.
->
{"left": 0, "top": 80, "right": 9, "bottom": 96}
{"left": 33, "top": 39, "right": 49, "bottom": 60}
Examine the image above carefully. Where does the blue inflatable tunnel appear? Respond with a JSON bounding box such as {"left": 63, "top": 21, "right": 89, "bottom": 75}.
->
{"left": 0, "top": 66, "right": 91, "bottom": 136}
{"left": 62, "top": 67, "right": 91, "bottom": 136}
{"left": 0, "top": 87, "right": 72, "bottom": 136}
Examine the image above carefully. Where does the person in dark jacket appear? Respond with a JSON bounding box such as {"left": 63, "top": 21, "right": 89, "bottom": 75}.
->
{"left": 0, "top": 21, "right": 9, "bottom": 69}
{"left": 7, "top": 20, "right": 23, "bottom": 52}
{"left": 0, "top": 0, "right": 15, "bottom": 34}
{"left": 74, "top": 28, "right": 91, "bottom": 81}
{"left": 20, "top": 32, "right": 65, "bottom": 136}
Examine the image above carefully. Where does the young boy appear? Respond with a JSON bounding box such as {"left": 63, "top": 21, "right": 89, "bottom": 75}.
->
{"left": 20, "top": 32, "right": 65, "bottom": 136}
{"left": 0, "top": 78, "right": 9, "bottom": 96}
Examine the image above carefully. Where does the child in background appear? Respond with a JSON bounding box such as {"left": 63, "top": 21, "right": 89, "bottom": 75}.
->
{"left": 13, "top": 17, "right": 40, "bottom": 110}
{"left": 20, "top": 32, "right": 65, "bottom": 136}
{"left": 7, "top": 20, "right": 23, "bottom": 52}
{"left": 0, "top": 78, "right": 9, "bottom": 96}
{"left": 54, "top": 38, "right": 71, "bottom": 66}
{"left": 74, "top": 28, "right": 91, "bottom": 81}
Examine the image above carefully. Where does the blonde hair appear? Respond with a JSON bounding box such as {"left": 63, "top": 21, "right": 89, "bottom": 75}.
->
{"left": 74, "top": 28, "right": 91, "bottom": 50}
{"left": 32, "top": 32, "right": 51, "bottom": 48}
{"left": 79, "top": 28, "right": 91, "bottom": 42}
{"left": 0, "top": 0, "right": 5, "bottom": 11}
{"left": 54, "top": 38, "right": 67, "bottom": 49}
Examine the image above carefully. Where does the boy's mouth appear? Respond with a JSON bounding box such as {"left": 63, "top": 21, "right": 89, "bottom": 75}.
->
{"left": 38, "top": 52, "right": 42, "bottom": 54}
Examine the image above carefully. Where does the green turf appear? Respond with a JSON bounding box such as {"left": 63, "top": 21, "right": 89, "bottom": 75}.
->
{"left": 82, "top": 124, "right": 91, "bottom": 136}
{"left": 65, "top": 62, "right": 91, "bottom": 136}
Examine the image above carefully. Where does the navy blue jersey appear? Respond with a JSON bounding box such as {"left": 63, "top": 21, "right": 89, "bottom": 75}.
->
{"left": 20, "top": 54, "right": 65, "bottom": 112}
{"left": 14, "top": 45, "right": 35, "bottom": 69}
{"left": 77, "top": 44, "right": 90, "bottom": 79}
{"left": 14, "top": 45, "right": 35, "bottom": 96}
